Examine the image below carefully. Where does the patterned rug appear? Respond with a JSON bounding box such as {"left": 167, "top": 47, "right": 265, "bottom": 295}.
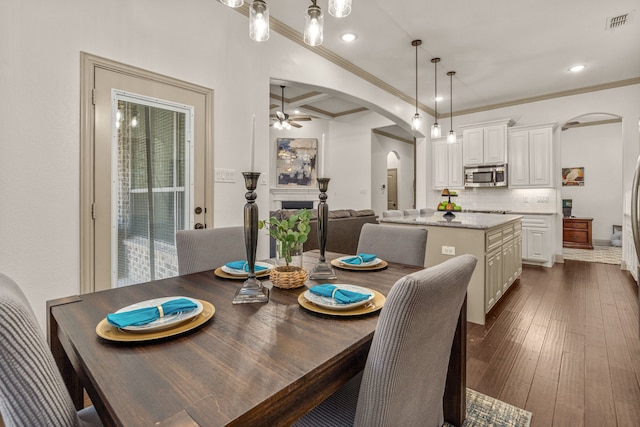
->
{"left": 443, "top": 388, "right": 532, "bottom": 427}
{"left": 563, "top": 245, "right": 621, "bottom": 265}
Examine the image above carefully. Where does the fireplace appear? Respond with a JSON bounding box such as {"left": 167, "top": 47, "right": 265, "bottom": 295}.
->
{"left": 281, "top": 200, "right": 314, "bottom": 210}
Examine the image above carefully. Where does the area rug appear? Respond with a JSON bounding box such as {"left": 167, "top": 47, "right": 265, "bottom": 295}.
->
{"left": 443, "top": 388, "right": 532, "bottom": 427}
{"left": 563, "top": 245, "right": 621, "bottom": 265}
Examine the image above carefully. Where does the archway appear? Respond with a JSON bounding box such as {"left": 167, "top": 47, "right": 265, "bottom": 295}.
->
{"left": 386, "top": 151, "right": 400, "bottom": 210}
{"left": 559, "top": 112, "right": 623, "bottom": 256}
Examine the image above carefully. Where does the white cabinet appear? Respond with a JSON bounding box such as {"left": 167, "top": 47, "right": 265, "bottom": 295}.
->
{"left": 521, "top": 214, "right": 553, "bottom": 267}
{"left": 485, "top": 247, "right": 502, "bottom": 311}
{"left": 485, "top": 221, "right": 522, "bottom": 313}
{"left": 508, "top": 123, "right": 555, "bottom": 188}
{"left": 461, "top": 119, "right": 514, "bottom": 166}
{"left": 432, "top": 137, "right": 463, "bottom": 189}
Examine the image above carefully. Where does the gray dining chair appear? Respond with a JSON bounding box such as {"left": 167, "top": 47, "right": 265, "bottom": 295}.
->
{"left": 381, "top": 210, "right": 402, "bottom": 218}
{"left": 403, "top": 208, "right": 420, "bottom": 216}
{"left": 356, "top": 223, "right": 427, "bottom": 267}
{"left": 176, "top": 226, "right": 246, "bottom": 275}
{"left": 0, "top": 273, "right": 102, "bottom": 427}
{"left": 294, "top": 254, "right": 478, "bottom": 427}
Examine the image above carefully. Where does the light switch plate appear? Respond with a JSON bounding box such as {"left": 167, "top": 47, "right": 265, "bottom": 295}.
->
{"left": 442, "top": 246, "right": 456, "bottom": 255}
{"left": 215, "top": 168, "right": 236, "bottom": 183}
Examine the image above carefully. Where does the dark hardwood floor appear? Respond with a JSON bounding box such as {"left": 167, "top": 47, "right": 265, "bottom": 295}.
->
{"left": 467, "top": 260, "right": 640, "bottom": 427}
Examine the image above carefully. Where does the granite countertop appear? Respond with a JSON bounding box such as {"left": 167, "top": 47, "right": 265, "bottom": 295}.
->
{"left": 380, "top": 212, "right": 523, "bottom": 230}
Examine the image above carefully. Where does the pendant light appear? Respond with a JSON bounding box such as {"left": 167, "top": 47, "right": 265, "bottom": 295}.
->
{"left": 219, "top": 0, "right": 244, "bottom": 7}
{"left": 249, "top": 0, "right": 269, "bottom": 41}
{"left": 410, "top": 40, "right": 422, "bottom": 131}
{"left": 328, "top": 0, "right": 352, "bottom": 18}
{"left": 431, "top": 58, "right": 441, "bottom": 138}
{"left": 304, "top": 1, "right": 324, "bottom": 46}
{"left": 220, "top": 0, "right": 350, "bottom": 44}
{"left": 447, "top": 71, "right": 456, "bottom": 143}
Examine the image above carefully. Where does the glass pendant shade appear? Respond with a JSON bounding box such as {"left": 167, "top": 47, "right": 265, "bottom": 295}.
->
{"left": 328, "top": 0, "right": 352, "bottom": 17}
{"left": 220, "top": 0, "right": 244, "bottom": 7}
{"left": 411, "top": 113, "right": 422, "bottom": 131}
{"left": 250, "top": 0, "right": 269, "bottom": 41}
{"left": 447, "top": 71, "right": 456, "bottom": 144}
{"left": 304, "top": 5, "right": 324, "bottom": 46}
{"left": 431, "top": 122, "right": 441, "bottom": 138}
{"left": 448, "top": 130, "right": 457, "bottom": 143}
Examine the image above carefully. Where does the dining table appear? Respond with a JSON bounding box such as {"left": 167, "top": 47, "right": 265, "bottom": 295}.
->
{"left": 47, "top": 250, "right": 467, "bottom": 427}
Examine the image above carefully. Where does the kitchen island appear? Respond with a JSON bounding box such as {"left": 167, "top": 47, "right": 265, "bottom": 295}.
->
{"left": 380, "top": 212, "right": 523, "bottom": 325}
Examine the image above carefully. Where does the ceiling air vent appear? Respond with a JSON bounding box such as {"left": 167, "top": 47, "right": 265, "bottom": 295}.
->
{"left": 606, "top": 11, "right": 634, "bottom": 30}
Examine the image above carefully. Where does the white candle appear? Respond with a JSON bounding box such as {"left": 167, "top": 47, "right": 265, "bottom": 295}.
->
{"left": 320, "top": 133, "right": 325, "bottom": 177}
{"left": 250, "top": 114, "right": 256, "bottom": 171}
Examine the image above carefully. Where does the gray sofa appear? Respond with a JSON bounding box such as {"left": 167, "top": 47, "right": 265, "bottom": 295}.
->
{"left": 268, "top": 209, "right": 378, "bottom": 257}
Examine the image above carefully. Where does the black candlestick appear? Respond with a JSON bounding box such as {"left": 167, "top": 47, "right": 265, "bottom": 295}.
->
{"left": 309, "top": 177, "right": 337, "bottom": 280}
{"left": 233, "top": 172, "right": 269, "bottom": 304}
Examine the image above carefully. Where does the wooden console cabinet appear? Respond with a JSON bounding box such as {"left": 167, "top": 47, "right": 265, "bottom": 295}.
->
{"left": 563, "top": 217, "right": 593, "bottom": 249}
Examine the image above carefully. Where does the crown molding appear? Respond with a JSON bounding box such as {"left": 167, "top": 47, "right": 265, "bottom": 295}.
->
{"left": 372, "top": 129, "right": 414, "bottom": 145}
{"left": 234, "top": 6, "right": 640, "bottom": 118}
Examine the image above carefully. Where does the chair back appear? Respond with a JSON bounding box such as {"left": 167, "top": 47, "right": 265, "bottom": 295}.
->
{"left": 0, "top": 273, "right": 81, "bottom": 427}
{"left": 403, "top": 209, "right": 419, "bottom": 216}
{"left": 356, "top": 223, "right": 427, "bottom": 267}
{"left": 354, "top": 255, "right": 477, "bottom": 427}
{"left": 381, "top": 210, "right": 402, "bottom": 218}
{"left": 176, "top": 227, "right": 245, "bottom": 275}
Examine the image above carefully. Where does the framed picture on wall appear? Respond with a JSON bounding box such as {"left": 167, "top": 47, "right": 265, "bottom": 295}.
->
{"left": 562, "top": 167, "right": 584, "bottom": 186}
{"left": 276, "top": 137, "right": 318, "bottom": 187}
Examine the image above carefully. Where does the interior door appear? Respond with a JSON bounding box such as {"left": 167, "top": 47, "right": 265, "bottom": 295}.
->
{"left": 92, "top": 65, "right": 211, "bottom": 291}
{"left": 387, "top": 168, "right": 398, "bottom": 209}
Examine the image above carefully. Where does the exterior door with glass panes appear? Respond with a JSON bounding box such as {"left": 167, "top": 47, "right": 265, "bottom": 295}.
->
{"left": 93, "top": 66, "right": 211, "bottom": 291}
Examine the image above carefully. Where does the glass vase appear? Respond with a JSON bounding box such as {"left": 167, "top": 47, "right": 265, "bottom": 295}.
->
{"left": 275, "top": 240, "right": 304, "bottom": 268}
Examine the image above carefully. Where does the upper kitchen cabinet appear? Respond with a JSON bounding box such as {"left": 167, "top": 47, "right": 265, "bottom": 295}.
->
{"left": 461, "top": 118, "right": 514, "bottom": 166}
{"left": 432, "top": 137, "right": 463, "bottom": 190}
{"left": 508, "top": 123, "right": 556, "bottom": 188}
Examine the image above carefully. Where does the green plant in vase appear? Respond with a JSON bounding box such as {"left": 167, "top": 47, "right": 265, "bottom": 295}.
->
{"left": 259, "top": 209, "right": 312, "bottom": 267}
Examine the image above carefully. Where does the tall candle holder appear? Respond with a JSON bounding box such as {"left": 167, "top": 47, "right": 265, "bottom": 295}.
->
{"left": 233, "top": 172, "right": 269, "bottom": 304}
{"left": 309, "top": 177, "right": 337, "bottom": 280}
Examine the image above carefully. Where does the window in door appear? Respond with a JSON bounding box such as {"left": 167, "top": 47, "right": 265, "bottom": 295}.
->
{"left": 113, "top": 92, "right": 193, "bottom": 287}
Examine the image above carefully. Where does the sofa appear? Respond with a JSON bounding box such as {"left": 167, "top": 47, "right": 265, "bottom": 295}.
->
{"left": 268, "top": 208, "right": 378, "bottom": 257}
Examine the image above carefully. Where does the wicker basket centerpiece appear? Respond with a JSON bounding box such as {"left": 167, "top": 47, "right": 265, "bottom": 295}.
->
{"left": 259, "top": 209, "right": 312, "bottom": 290}
{"left": 270, "top": 265, "right": 309, "bottom": 289}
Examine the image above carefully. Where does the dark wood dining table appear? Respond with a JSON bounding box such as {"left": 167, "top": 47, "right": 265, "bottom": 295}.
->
{"left": 47, "top": 251, "right": 466, "bottom": 427}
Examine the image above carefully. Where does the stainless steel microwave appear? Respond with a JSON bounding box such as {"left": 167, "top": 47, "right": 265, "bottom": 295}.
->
{"left": 464, "top": 164, "right": 508, "bottom": 188}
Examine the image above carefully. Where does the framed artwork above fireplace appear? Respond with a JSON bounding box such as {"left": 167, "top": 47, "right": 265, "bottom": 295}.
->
{"left": 276, "top": 137, "right": 317, "bottom": 188}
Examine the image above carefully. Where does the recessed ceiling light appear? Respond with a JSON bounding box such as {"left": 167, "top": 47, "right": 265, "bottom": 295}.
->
{"left": 340, "top": 32, "right": 357, "bottom": 42}
{"left": 569, "top": 64, "right": 586, "bottom": 72}
{"left": 435, "top": 96, "right": 444, "bottom": 102}
{"left": 294, "top": 109, "right": 300, "bottom": 114}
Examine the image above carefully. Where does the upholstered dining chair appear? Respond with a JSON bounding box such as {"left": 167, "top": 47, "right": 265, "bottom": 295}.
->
{"left": 356, "top": 223, "right": 428, "bottom": 267}
{"left": 0, "top": 273, "right": 102, "bottom": 427}
{"left": 381, "top": 210, "right": 402, "bottom": 218}
{"left": 294, "top": 254, "right": 478, "bottom": 427}
{"left": 402, "top": 208, "right": 420, "bottom": 216}
{"left": 175, "top": 226, "right": 246, "bottom": 275}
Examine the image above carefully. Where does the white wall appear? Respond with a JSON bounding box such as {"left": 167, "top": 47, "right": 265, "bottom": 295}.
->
{"left": 561, "top": 122, "right": 623, "bottom": 243}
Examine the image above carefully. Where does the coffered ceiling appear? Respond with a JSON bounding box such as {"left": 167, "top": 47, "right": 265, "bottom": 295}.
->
{"left": 264, "top": 0, "right": 639, "bottom": 134}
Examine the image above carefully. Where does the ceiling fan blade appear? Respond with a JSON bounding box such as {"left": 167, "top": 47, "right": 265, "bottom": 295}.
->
{"left": 290, "top": 122, "right": 303, "bottom": 128}
{"left": 276, "top": 111, "right": 286, "bottom": 121}
{"left": 290, "top": 117, "right": 312, "bottom": 121}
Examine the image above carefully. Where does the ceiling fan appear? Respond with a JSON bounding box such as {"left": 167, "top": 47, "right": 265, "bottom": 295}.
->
{"left": 270, "top": 85, "right": 312, "bottom": 129}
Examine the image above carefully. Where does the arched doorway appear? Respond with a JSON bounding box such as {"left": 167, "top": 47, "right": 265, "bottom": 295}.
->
{"left": 559, "top": 112, "right": 623, "bottom": 262}
{"left": 387, "top": 151, "right": 400, "bottom": 210}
